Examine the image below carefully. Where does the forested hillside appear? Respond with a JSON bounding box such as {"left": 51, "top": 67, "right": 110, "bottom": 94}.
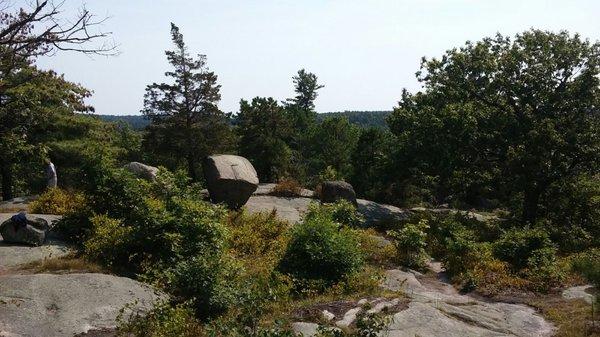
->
{"left": 97, "top": 110, "right": 391, "bottom": 130}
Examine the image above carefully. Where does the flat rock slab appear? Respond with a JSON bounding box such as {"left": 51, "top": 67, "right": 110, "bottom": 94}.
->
{"left": 380, "top": 269, "right": 554, "bottom": 337}
{"left": 0, "top": 214, "right": 69, "bottom": 271}
{"left": 245, "top": 195, "right": 314, "bottom": 223}
{"left": 562, "top": 285, "right": 595, "bottom": 304}
{"left": 244, "top": 195, "right": 412, "bottom": 225}
{"left": 0, "top": 197, "right": 37, "bottom": 213}
{"left": 254, "top": 183, "right": 315, "bottom": 198}
{"left": 0, "top": 273, "right": 163, "bottom": 337}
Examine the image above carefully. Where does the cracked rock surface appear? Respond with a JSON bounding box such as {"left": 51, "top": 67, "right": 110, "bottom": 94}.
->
{"left": 293, "top": 268, "right": 555, "bottom": 337}
{"left": 0, "top": 273, "right": 163, "bottom": 337}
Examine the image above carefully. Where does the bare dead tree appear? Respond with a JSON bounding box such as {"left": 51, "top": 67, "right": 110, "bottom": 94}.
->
{"left": 0, "top": 0, "right": 117, "bottom": 59}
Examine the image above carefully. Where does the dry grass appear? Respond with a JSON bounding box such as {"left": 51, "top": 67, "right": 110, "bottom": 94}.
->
{"left": 271, "top": 178, "right": 304, "bottom": 197}
{"left": 20, "top": 255, "right": 105, "bottom": 274}
{"left": 528, "top": 296, "right": 600, "bottom": 337}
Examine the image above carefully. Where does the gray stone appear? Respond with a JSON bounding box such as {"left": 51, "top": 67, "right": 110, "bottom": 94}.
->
{"left": 0, "top": 213, "right": 50, "bottom": 246}
{"left": 335, "top": 307, "right": 361, "bottom": 328}
{"left": 124, "top": 162, "right": 159, "bottom": 181}
{"left": 245, "top": 195, "right": 313, "bottom": 223}
{"left": 291, "top": 322, "right": 320, "bottom": 337}
{"left": 380, "top": 269, "right": 554, "bottom": 337}
{"left": 203, "top": 155, "right": 259, "bottom": 209}
{"left": 254, "top": 183, "right": 315, "bottom": 198}
{"left": 357, "top": 199, "right": 411, "bottom": 226}
{"left": 562, "top": 285, "right": 595, "bottom": 304}
{"left": 0, "top": 273, "right": 163, "bottom": 337}
{"left": 0, "top": 214, "right": 70, "bottom": 272}
{"left": 320, "top": 181, "right": 357, "bottom": 205}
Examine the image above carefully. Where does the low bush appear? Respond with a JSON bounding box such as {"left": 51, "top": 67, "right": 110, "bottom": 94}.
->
{"left": 493, "top": 227, "right": 554, "bottom": 270}
{"left": 388, "top": 219, "right": 429, "bottom": 269}
{"left": 522, "top": 246, "right": 566, "bottom": 292}
{"left": 278, "top": 204, "right": 364, "bottom": 290}
{"left": 117, "top": 301, "right": 203, "bottom": 337}
{"left": 304, "top": 200, "right": 364, "bottom": 228}
{"left": 571, "top": 249, "right": 600, "bottom": 290}
{"left": 227, "top": 210, "right": 290, "bottom": 265}
{"left": 163, "top": 255, "right": 242, "bottom": 319}
{"left": 29, "top": 187, "right": 85, "bottom": 215}
{"left": 270, "top": 178, "right": 303, "bottom": 197}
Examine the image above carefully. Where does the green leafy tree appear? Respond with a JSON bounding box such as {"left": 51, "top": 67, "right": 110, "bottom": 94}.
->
{"left": 142, "top": 23, "right": 233, "bottom": 181}
{"left": 0, "top": 64, "right": 92, "bottom": 199}
{"left": 237, "top": 97, "right": 291, "bottom": 182}
{"left": 388, "top": 30, "right": 600, "bottom": 222}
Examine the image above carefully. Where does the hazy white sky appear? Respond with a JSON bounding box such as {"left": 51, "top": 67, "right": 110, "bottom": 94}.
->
{"left": 34, "top": 0, "right": 600, "bottom": 115}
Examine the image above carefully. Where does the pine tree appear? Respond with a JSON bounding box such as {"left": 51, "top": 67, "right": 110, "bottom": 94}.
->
{"left": 142, "top": 23, "right": 233, "bottom": 180}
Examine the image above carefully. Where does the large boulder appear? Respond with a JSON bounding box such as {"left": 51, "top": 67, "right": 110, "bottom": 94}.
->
{"left": 124, "top": 162, "right": 159, "bottom": 181}
{"left": 0, "top": 213, "right": 49, "bottom": 246}
{"left": 320, "top": 181, "right": 357, "bottom": 206}
{"left": 203, "top": 155, "right": 259, "bottom": 209}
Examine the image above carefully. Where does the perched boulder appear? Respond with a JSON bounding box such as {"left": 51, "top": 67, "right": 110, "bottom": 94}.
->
{"left": 320, "top": 181, "right": 357, "bottom": 206}
{"left": 124, "top": 162, "right": 159, "bottom": 181}
{"left": 203, "top": 155, "right": 259, "bottom": 209}
{"left": 0, "top": 213, "right": 49, "bottom": 246}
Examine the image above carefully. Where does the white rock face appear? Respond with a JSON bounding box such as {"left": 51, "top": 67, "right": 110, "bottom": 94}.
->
{"left": 293, "top": 268, "right": 554, "bottom": 337}
{"left": 380, "top": 269, "right": 554, "bottom": 337}
{"left": 562, "top": 285, "right": 595, "bottom": 304}
{"left": 0, "top": 273, "right": 163, "bottom": 337}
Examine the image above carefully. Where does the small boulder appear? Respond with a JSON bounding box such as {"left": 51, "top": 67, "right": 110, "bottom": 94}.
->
{"left": 124, "top": 162, "right": 159, "bottom": 181}
{"left": 0, "top": 213, "right": 49, "bottom": 246}
{"left": 320, "top": 181, "right": 357, "bottom": 206}
{"left": 202, "top": 155, "right": 259, "bottom": 209}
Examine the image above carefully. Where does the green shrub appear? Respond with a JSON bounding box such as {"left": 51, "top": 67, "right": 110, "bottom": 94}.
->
{"left": 278, "top": 205, "right": 364, "bottom": 289}
{"left": 84, "top": 214, "right": 134, "bottom": 268}
{"left": 29, "top": 188, "right": 86, "bottom": 215}
{"left": 164, "top": 255, "right": 241, "bottom": 319}
{"left": 388, "top": 219, "right": 429, "bottom": 269}
{"left": 117, "top": 301, "right": 203, "bottom": 337}
{"left": 571, "top": 249, "right": 600, "bottom": 289}
{"left": 523, "top": 246, "right": 566, "bottom": 292}
{"left": 304, "top": 200, "right": 364, "bottom": 228}
{"left": 493, "top": 227, "right": 554, "bottom": 270}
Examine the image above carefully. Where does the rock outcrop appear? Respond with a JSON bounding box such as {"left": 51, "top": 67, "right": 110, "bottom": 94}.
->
{"left": 203, "top": 155, "right": 259, "bottom": 209}
{"left": 0, "top": 213, "right": 49, "bottom": 246}
{"left": 320, "top": 181, "right": 357, "bottom": 206}
{"left": 292, "top": 268, "right": 554, "bottom": 337}
{"left": 0, "top": 273, "right": 163, "bottom": 337}
{"left": 124, "top": 162, "right": 159, "bottom": 181}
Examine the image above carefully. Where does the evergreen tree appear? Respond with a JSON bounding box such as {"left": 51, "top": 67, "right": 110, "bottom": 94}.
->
{"left": 237, "top": 97, "right": 291, "bottom": 182}
{"left": 285, "top": 69, "right": 324, "bottom": 132}
{"left": 142, "top": 23, "right": 233, "bottom": 180}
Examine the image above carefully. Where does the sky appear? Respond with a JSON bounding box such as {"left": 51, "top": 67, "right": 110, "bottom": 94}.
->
{"left": 33, "top": 0, "right": 600, "bottom": 115}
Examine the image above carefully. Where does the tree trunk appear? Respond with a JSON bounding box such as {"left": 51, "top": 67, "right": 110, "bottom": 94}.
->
{"left": 187, "top": 153, "right": 197, "bottom": 182}
{"left": 522, "top": 186, "right": 541, "bottom": 224}
{"left": 1, "top": 162, "right": 13, "bottom": 201}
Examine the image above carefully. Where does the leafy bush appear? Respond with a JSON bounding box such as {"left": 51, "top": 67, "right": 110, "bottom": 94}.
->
{"left": 571, "top": 249, "right": 600, "bottom": 290}
{"left": 227, "top": 210, "right": 290, "bottom": 265}
{"left": 29, "top": 188, "right": 85, "bottom": 215}
{"left": 493, "top": 227, "right": 554, "bottom": 270}
{"left": 278, "top": 204, "right": 364, "bottom": 289}
{"left": 117, "top": 301, "right": 203, "bottom": 337}
{"left": 522, "top": 246, "right": 566, "bottom": 292}
{"left": 304, "top": 200, "right": 364, "bottom": 228}
{"left": 270, "top": 178, "right": 303, "bottom": 197}
{"left": 388, "top": 219, "right": 429, "bottom": 269}
{"left": 164, "top": 255, "right": 241, "bottom": 319}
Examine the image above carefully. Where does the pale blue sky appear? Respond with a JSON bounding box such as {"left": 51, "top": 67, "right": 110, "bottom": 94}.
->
{"left": 35, "top": 0, "right": 600, "bottom": 115}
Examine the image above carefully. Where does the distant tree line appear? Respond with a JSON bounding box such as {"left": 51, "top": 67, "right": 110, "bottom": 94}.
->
{"left": 97, "top": 110, "right": 391, "bottom": 130}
